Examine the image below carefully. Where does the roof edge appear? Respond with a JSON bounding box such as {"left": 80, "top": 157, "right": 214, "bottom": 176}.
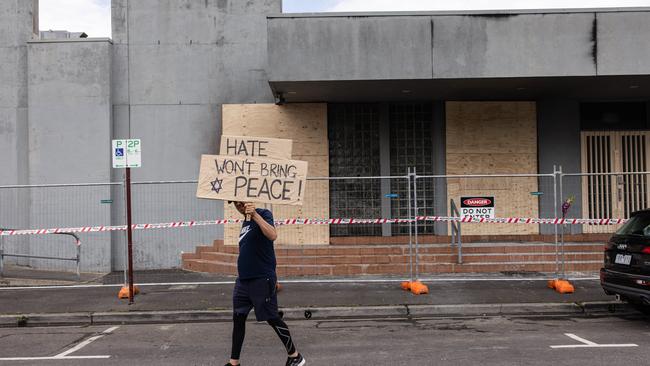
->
{"left": 270, "top": 6, "right": 650, "bottom": 18}
{"left": 27, "top": 38, "right": 113, "bottom": 44}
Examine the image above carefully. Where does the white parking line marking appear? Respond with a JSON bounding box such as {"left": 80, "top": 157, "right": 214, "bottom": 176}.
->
{"left": 563, "top": 333, "right": 598, "bottom": 346}
{"left": 168, "top": 284, "right": 198, "bottom": 290}
{"left": 0, "top": 356, "right": 110, "bottom": 361}
{"left": 53, "top": 326, "right": 119, "bottom": 358}
{"left": 0, "top": 326, "right": 119, "bottom": 361}
{"left": 550, "top": 333, "right": 638, "bottom": 348}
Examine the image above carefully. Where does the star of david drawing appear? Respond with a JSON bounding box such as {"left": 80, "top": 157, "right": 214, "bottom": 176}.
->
{"left": 210, "top": 178, "right": 223, "bottom": 194}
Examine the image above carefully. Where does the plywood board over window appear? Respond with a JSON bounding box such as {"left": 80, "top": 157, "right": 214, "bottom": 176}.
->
{"left": 446, "top": 101, "right": 539, "bottom": 235}
{"left": 221, "top": 103, "right": 329, "bottom": 245}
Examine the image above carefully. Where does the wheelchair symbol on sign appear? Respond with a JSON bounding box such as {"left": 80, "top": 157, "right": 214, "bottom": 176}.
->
{"left": 115, "top": 148, "right": 124, "bottom": 157}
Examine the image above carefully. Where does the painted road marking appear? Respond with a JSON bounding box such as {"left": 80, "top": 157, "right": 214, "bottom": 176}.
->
{"left": 0, "top": 326, "right": 119, "bottom": 361}
{"left": 168, "top": 284, "right": 199, "bottom": 290}
{"left": 550, "top": 333, "right": 638, "bottom": 348}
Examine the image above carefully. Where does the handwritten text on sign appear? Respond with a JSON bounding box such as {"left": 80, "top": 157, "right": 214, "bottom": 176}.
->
{"left": 219, "top": 135, "right": 292, "bottom": 160}
{"left": 196, "top": 154, "right": 308, "bottom": 205}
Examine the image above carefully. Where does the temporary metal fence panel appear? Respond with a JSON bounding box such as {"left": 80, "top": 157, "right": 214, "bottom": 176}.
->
{"left": 324, "top": 175, "right": 412, "bottom": 237}
{"left": 327, "top": 176, "right": 383, "bottom": 237}
{"left": 308, "top": 174, "right": 417, "bottom": 279}
{"left": 1, "top": 170, "right": 610, "bottom": 279}
{"left": 129, "top": 180, "right": 223, "bottom": 270}
{"left": 560, "top": 171, "right": 650, "bottom": 234}
{"left": 410, "top": 172, "right": 560, "bottom": 276}
{"left": 415, "top": 173, "right": 558, "bottom": 236}
{"left": 0, "top": 230, "right": 81, "bottom": 279}
{"left": 0, "top": 182, "right": 119, "bottom": 272}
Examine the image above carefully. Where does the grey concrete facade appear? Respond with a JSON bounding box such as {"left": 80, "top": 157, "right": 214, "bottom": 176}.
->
{"left": 0, "top": 1, "right": 38, "bottom": 266}
{"left": 25, "top": 39, "right": 113, "bottom": 271}
{"left": 268, "top": 9, "right": 650, "bottom": 84}
{"left": 537, "top": 101, "right": 583, "bottom": 235}
{"left": 109, "top": 0, "right": 280, "bottom": 270}
{"left": 269, "top": 16, "right": 433, "bottom": 81}
{"left": 0, "top": 0, "right": 36, "bottom": 185}
{"left": 1, "top": 0, "right": 281, "bottom": 272}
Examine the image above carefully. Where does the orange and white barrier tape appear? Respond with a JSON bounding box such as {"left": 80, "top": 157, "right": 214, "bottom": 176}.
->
{"left": 0, "top": 216, "right": 628, "bottom": 237}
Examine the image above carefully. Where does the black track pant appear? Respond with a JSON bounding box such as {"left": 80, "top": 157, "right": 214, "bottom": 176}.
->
{"left": 230, "top": 312, "right": 296, "bottom": 360}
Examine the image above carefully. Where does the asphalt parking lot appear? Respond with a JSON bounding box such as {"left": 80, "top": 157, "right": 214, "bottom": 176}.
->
{"left": 0, "top": 314, "right": 649, "bottom": 366}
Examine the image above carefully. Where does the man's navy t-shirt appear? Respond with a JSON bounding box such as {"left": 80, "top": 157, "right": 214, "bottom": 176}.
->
{"left": 237, "top": 208, "right": 277, "bottom": 280}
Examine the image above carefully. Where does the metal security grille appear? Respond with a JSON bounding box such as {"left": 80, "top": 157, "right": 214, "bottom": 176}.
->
{"left": 583, "top": 133, "right": 613, "bottom": 222}
{"left": 621, "top": 133, "right": 649, "bottom": 215}
{"left": 328, "top": 104, "right": 382, "bottom": 236}
{"left": 389, "top": 103, "right": 435, "bottom": 235}
{"left": 581, "top": 131, "right": 650, "bottom": 233}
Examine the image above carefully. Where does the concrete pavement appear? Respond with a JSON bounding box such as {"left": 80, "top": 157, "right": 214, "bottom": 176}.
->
{"left": 0, "top": 267, "right": 637, "bottom": 327}
{"left": 2, "top": 315, "right": 650, "bottom": 365}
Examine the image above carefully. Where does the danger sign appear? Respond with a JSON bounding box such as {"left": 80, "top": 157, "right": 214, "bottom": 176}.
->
{"left": 460, "top": 196, "right": 495, "bottom": 219}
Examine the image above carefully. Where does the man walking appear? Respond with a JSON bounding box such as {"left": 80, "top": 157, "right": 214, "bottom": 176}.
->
{"left": 225, "top": 201, "right": 306, "bottom": 366}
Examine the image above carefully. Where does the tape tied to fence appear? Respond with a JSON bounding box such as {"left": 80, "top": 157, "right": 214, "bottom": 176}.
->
{"left": 0, "top": 216, "right": 629, "bottom": 237}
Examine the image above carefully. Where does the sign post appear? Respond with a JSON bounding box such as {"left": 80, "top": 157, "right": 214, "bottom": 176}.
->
{"left": 112, "top": 139, "right": 141, "bottom": 304}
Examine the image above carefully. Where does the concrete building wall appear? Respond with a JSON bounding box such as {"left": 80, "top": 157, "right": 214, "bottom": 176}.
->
{"left": 26, "top": 39, "right": 113, "bottom": 272}
{"left": 537, "top": 101, "right": 583, "bottom": 234}
{"left": 268, "top": 10, "right": 650, "bottom": 82}
{"left": 598, "top": 12, "right": 650, "bottom": 75}
{"left": 0, "top": 0, "right": 36, "bottom": 185}
{"left": 432, "top": 14, "right": 596, "bottom": 78}
{"left": 268, "top": 17, "right": 433, "bottom": 81}
{"left": 0, "top": 0, "right": 37, "bottom": 265}
{"left": 111, "top": 0, "right": 281, "bottom": 270}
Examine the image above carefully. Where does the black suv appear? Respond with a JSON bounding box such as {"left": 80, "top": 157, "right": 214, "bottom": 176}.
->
{"left": 601, "top": 209, "right": 650, "bottom": 307}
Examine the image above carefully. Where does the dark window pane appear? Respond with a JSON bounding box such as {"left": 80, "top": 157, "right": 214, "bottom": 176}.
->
{"left": 389, "top": 103, "right": 435, "bottom": 235}
{"left": 328, "top": 104, "right": 382, "bottom": 237}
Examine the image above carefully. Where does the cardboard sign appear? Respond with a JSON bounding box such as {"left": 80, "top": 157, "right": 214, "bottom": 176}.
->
{"left": 460, "top": 196, "right": 495, "bottom": 219}
{"left": 219, "top": 135, "right": 292, "bottom": 160}
{"left": 196, "top": 154, "right": 308, "bottom": 205}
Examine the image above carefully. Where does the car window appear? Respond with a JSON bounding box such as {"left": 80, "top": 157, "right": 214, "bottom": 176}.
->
{"left": 616, "top": 215, "right": 650, "bottom": 236}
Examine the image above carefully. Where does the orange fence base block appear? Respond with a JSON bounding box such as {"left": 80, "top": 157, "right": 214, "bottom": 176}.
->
{"left": 118, "top": 285, "right": 141, "bottom": 299}
{"left": 400, "top": 281, "right": 411, "bottom": 291}
{"left": 410, "top": 281, "right": 429, "bottom": 295}
{"left": 555, "top": 280, "right": 575, "bottom": 294}
{"left": 547, "top": 279, "right": 574, "bottom": 294}
{"left": 400, "top": 281, "right": 428, "bottom": 295}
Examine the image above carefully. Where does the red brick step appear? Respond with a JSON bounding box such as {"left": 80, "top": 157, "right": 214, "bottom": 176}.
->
{"left": 182, "top": 240, "right": 604, "bottom": 276}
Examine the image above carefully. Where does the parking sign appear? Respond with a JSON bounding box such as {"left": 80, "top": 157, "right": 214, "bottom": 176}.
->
{"left": 112, "top": 139, "right": 142, "bottom": 168}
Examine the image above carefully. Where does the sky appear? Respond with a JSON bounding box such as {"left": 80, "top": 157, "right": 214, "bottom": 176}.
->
{"left": 39, "top": 0, "right": 650, "bottom": 38}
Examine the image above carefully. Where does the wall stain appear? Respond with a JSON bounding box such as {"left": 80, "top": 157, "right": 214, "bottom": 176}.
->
{"left": 591, "top": 15, "right": 598, "bottom": 70}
